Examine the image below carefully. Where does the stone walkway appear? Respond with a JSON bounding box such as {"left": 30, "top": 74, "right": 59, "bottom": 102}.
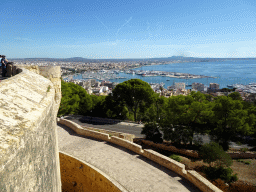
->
{"left": 57, "top": 124, "right": 200, "bottom": 192}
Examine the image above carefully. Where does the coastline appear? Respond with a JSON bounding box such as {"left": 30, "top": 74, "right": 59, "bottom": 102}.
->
{"left": 63, "top": 59, "right": 256, "bottom": 89}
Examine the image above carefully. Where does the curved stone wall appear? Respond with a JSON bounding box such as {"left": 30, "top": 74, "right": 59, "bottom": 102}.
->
{"left": 60, "top": 151, "right": 128, "bottom": 192}
{"left": 0, "top": 67, "right": 61, "bottom": 192}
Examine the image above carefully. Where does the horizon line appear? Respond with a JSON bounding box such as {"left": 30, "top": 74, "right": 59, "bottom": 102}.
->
{"left": 8, "top": 56, "right": 256, "bottom": 60}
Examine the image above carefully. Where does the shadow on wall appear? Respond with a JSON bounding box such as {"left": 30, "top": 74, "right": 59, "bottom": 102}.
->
{"left": 59, "top": 151, "right": 128, "bottom": 192}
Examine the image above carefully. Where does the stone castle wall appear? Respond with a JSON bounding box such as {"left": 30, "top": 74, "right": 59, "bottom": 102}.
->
{"left": 0, "top": 66, "right": 62, "bottom": 192}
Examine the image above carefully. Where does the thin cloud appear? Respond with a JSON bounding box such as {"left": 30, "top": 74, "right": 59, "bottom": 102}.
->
{"left": 94, "top": 16, "right": 109, "bottom": 31}
{"left": 116, "top": 17, "right": 133, "bottom": 36}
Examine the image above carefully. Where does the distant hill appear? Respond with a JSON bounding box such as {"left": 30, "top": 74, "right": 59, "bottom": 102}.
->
{"left": 10, "top": 56, "right": 256, "bottom": 63}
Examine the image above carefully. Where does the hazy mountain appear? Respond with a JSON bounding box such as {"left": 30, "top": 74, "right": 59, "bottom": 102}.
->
{"left": 10, "top": 56, "right": 256, "bottom": 63}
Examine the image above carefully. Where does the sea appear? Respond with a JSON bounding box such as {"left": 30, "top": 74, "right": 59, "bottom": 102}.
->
{"left": 69, "top": 59, "right": 256, "bottom": 89}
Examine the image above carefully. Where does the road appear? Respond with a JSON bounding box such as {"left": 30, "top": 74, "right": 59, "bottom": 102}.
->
{"left": 63, "top": 115, "right": 145, "bottom": 138}
{"left": 63, "top": 115, "right": 255, "bottom": 150}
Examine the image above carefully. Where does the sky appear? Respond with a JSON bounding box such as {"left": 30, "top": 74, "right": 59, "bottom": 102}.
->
{"left": 1, "top": 0, "right": 256, "bottom": 59}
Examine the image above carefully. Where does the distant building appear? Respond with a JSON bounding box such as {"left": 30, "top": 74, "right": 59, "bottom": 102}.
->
{"left": 82, "top": 80, "right": 91, "bottom": 90}
{"left": 207, "top": 83, "right": 220, "bottom": 93}
{"left": 175, "top": 82, "right": 185, "bottom": 91}
{"left": 101, "top": 86, "right": 109, "bottom": 92}
{"left": 93, "top": 81, "right": 101, "bottom": 88}
{"left": 209, "top": 83, "right": 219, "bottom": 90}
{"left": 101, "top": 81, "right": 115, "bottom": 89}
{"left": 90, "top": 79, "right": 97, "bottom": 86}
{"left": 192, "top": 82, "right": 204, "bottom": 92}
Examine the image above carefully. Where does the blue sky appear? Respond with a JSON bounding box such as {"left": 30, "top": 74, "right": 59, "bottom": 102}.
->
{"left": 1, "top": 0, "right": 256, "bottom": 59}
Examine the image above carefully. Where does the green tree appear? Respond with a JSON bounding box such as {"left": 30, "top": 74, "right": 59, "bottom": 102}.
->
{"left": 141, "top": 95, "right": 167, "bottom": 123}
{"left": 103, "top": 94, "right": 129, "bottom": 119}
{"left": 141, "top": 121, "right": 163, "bottom": 143}
{"left": 112, "top": 79, "right": 155, "bottom": 122}
{"left": 182, "top": 101, "right": 213, "bottom": 145}
{"left": 90, "top": 95, "right": 106, "bottom": 117}
{"left": 160, "top": 94, "right": 212, "bottom": 145}
{"left": 160, "top": 95, "right": 194, "bottom": 144}
{"left": 190, "top": 91, "right": 206, "bottom": 102}
{"left": 210, "top": 96, "right": 250, "bottom": 150}
{"left": 247, "top": 105, "right": 256, "bottom": 137}
{"left": 58, "top": 81, "right": 92, "bottom": 117}
{"left": 199, "top": 142, "right": 238, "bottom": 183}
{"left": 228, "top": 92, "right": 242, "bottom": 101}
{"left": 205, "top": 94, "right": 214, "bottom": 102}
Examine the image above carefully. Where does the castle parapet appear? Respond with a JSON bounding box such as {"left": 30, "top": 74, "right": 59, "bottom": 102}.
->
{"left": 0, "top": 66, "right": 62, "bottom": 192}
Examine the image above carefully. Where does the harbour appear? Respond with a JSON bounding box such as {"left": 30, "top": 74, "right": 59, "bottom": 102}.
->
{"left": 64, "top": 59, "right": 256, "bottom": 90}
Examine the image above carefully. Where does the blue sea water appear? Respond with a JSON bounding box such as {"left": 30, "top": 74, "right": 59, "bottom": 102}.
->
{"left": 71, "top": 59, "right": 256, "bottom": 89}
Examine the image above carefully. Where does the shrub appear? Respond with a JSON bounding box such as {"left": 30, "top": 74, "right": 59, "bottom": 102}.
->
{"left": 237, "top": 159, "right": 251, "bottom": 165}
{"left": 240, "top": 148, "right": 249, "bottom": 152}
{"left": 169, "top": 154, "right": 182, "bottom": 162}
{"left": 229, "top": 183, "right": 256, "bottom": 192}
{"left": 141, "top": 122, "right": 163, "bottom": 143}
{"left": 199, "top": 142, "right": 232, "bottom": 167}
{"left": 244, "top": 160, "right": 251, "bottom": 165}
{"left": 203, "top": 166, "right": 238, "bottom": 183}
{"left": 212, "top": 179, "right": 229, "bottom": 192}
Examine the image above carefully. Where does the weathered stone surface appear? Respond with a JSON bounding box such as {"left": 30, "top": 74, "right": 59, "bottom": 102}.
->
{"left": 0, "top": 68, "right": 61, "bottom": 192}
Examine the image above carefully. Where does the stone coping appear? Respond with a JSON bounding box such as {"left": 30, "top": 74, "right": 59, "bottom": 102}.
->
{"left": 83, "top": 126, "right": 135, "bottom": 142}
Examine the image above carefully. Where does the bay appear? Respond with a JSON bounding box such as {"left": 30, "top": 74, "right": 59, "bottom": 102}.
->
{"left": 70, "top": 59, "right": 256, "bottom": 89}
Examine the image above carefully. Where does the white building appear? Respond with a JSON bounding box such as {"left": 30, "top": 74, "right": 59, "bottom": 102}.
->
{"left": 192, "top": 82, "right": 204, "bottom": 92}
{"left": 101, "top": 86, "right": 109, "bottom": 92}
{"left": 175, "top": 82, "right": 185, "bottom": 91}
{"left": 209, "top": 83, "right": 220, "bottom": 90}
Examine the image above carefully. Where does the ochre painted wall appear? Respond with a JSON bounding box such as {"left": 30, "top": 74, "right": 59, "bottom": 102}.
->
{"left": 59, "top": 151, "right": 128, "bottom": 192}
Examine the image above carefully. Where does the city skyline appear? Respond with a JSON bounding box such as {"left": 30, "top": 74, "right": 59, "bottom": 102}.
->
{"left": 1, "top": 0, "right": 256, "bottom": 59}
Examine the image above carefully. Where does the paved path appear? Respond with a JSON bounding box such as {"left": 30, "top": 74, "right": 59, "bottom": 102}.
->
{"left": 57, "top": 123, "right": 200, "bottom": 192}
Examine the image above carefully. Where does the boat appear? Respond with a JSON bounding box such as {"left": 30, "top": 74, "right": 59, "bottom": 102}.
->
{"left": 227, "top": 85, "right": 233, "bottom": 88}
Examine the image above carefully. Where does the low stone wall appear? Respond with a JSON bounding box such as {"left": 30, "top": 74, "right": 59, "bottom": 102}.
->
{"left": 59, "top": 119, "right": 110, "bottom": 141}
{"left": 228, "top": 152, "right": 256, "bottom": 159}
{"left": 58, "top": 118, "right": 222, "bottom": 192}
{"left": 136, "top": 139, "right": 199, "bottom": 158}
{"left": 109, "top": 136, "right": 143, "bottom": 155}
{"left": 142, "top": 149, "right": 187, "bottom": 176}
{"left": 185, "top": 170, "right": 222, "bottom": 192}
{"left": 59, "top": 151, "right": 128, "bottom": 192}
{"left": 135, "top": 138, "right": 256, "bottom": 160}
{"left": 84, "top": 127, "right": 135, "bottom": 142}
